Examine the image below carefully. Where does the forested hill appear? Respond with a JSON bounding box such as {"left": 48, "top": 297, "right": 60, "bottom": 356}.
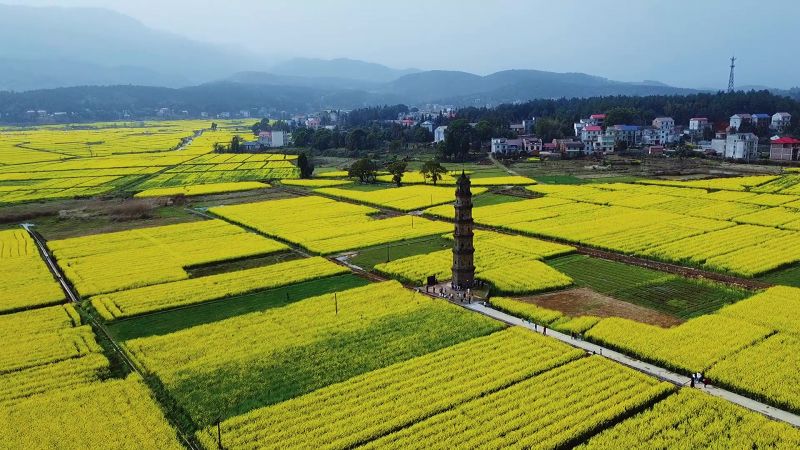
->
{"left": 455, "top": 91, "right": 800, "bottom": 129}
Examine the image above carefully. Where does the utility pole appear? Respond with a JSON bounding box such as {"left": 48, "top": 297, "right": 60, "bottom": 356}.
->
{"left": 728, "top": 56, "right": 736, "bottom": 93}
{"left": 334, "top": 292, "right": 338, "bottom": 314}
{"left": 216, "top": 418, "right": 223, "bottom": 450}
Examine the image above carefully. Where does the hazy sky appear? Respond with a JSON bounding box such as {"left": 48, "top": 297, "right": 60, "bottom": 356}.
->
{"left": 6, "top": 0, "right": 800, "bottom": 89}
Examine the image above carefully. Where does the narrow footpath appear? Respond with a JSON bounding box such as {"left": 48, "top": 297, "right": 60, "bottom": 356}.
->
{"left": 21, "top": 224, "right": 202, "bottom": 450}
{"left": 464, "top": 301, "right": 800, "bottom": 428}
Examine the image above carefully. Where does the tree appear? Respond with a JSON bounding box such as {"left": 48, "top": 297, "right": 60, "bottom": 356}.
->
{"left": 297, "top": 153, "right": 314, "bottom": 179}
{"left": 346, "top": 128, "right": 369, "bottom": 151}
{"left": 534, "top": 118, "right": 566, "bottom": 142}
{"left": 292, "top": 128, "right": 312, "bottom": 147}
{"left": 348, "top": 158, "right": 378, "bottom": 183}
{"left": 420, "top": 160, "right": 448, "bottom": 185}
{"left": 312, "top": 129, "right": 334, "bottom": 150}
{"left": 605, "top": 107, "right": 640, "bottom": 126}
{"left": 229, "top": 135, "right": 241, "bottom": 153}
{"left": 210, "top": 122, "right": 218, "bottom": 131}
{"left": 474, "top": 120, "right": 494, "bottom": 142}
{"left": 386, "top": 161, "right": 407, "bottom": 187}
{"left": 443, "top": 119, "right": 473, "bottom": 161}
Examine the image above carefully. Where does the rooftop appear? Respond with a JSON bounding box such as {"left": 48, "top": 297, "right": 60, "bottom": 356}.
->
{"left": 772, "top": 137, "right": 800, "bottom": 145}
{"left": 584, "top": 125, "right": 603, "bottom": 132}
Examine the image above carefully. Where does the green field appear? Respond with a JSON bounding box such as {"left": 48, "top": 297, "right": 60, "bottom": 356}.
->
{"left": 547, "top": 254, "right": 750, "bottom": 319}
{"left": 758, "top": 263, "right": 800, "bottom": 288}
{"left": 125, "top": 282, "right": 505, "bottom": 428}
{"left": 107, "top": 274, "right": 370, "bottom": 341}
{"left": 349, "top": 235, "right": 452, "bottom": 271}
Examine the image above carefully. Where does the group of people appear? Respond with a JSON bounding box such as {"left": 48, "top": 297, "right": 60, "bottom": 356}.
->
{"left": 690, "top": 372, "right": 709, "bottom": 388}
{"left": 426, "top": 286, "right": 474, "bottom": 303}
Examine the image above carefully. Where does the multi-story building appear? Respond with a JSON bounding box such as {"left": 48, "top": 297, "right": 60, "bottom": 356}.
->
{"left": 573, "top": 119, "right": 589, "bottom": 137}
{"left": 772, "top": 112, "right": 792, "bottom": 132}
{"left": 596, "top": 134, "right": 616, "bottom": 153}
{"left": 751, "top": 113, "right": 772, "bottom": 128}
{"left": 729, "top": 114, "right": 752, "bottom": 131}
{"left": 723, "top": 133, "right": 759, "bottom": 160}
{"left": 588, "top": 114, "right": 607, "bottom": 126}
{"left": 652, "top": 117, "right": 676, "bottom": 145}
{"left": 257, "top": 131, "right": 285, "bottom": 148}
{"left": 608, "top": 125, "right": 642, "bottom": 147}
{"left": 434, "top": 126, "right": 448, "bottom": 143}
{"left": 522, "top": 137, "right": 543, "bottom": 155}
{"left": 490, "top": 138, "right": 523, "bottom": 155}
{"left": 689, "top": 117, "right": 711, "bottom": 133}
{"left": 580, "top": 125, "right": 603, "bottom": 151}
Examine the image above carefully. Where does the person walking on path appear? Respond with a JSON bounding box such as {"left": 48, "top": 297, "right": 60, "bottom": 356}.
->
{"left": 690, "top": 376, "right": 695, "bottom": 388}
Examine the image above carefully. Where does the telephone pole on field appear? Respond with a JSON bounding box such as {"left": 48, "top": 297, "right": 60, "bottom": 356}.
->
{"left": 728, "top": 56, "right": 736, "bottom": 93}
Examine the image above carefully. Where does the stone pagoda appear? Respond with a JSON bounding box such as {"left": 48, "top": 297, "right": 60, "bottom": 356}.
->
{"left": 451, "top": 171, "right": 475, "bottom": 290}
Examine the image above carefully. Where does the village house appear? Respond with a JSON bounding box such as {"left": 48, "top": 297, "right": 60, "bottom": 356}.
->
{"left": 689, "top": 118, "right": 711, "bottom": 134}
{"left": 510, "top": 123, "right": 526, "bottom": 135}
{"left": 723, "top": 133, "right": 759, "bottom": 160}
{"left": 608, "top": 125, "right": 642, "bottom": 147}
{"left": 580, "top": 125, "right": 603, "bottom": 151}
{"left": 434, "top": 126, "right": 448, "bottom": 143}
{"left": 258, "top": 131, "right": 285, "bottom": 148}
{"left": 772, "top": 112, "right": 792, "bottom": 132}
{"left": 752, "top": 113, "right": 772, "bottom": 129}
{"left": 595, "top": 134, "right": 616, "bottom": 154}
{"left": 490, "top": 138, "right": 523, "bottom": 155}
{"left": 522, "top": 136, "right": 543, "bottom": 155}
{"left": 588, "top": 114, "right": 606, "bottom": 126}
{"left": 770, "top": 137, "right": 800, "bottom": 161}
{"left": 652, "top": 117, "right": 676, "bottom": 145}
{"left": 729, "top": 114, "right": 751, "bottom": 131}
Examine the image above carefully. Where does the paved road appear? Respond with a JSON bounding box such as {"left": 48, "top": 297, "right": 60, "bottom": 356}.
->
{"left": 465, "top": 301, "right": 800, "bottom": 428}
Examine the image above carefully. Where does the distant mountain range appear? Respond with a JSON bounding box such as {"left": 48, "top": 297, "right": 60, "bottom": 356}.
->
{"left": 0, "top": 3, "right": 797, "bottom": 118}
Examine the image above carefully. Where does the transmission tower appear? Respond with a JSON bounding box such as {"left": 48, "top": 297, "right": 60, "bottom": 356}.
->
{"left": 727, "top": 56, "right": 736, "bottom": 93}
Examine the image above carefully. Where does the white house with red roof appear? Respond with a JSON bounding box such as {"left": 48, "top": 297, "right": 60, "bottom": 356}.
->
{"left": 770, "top": 136, "right": 800, "bottom": 161}
{"left": 580, "top": 125, "right": 604, "bottom": 152}
{"left": 588, "top": 114, "right": 606, "bottom": 126}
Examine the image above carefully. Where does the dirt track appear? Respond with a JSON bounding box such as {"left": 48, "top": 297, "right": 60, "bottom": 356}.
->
{"left": 520, "top": 288, "right": 683, "bottom": 328}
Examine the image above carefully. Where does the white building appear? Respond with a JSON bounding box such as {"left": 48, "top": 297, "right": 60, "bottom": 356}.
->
{"left": 490, "top": 138, "right": 523, "bottom": 155}
{"left": 420, "top": 121, "right": 434, "bottom": 133}
{"left": 689, "top": 118, "right": 711, "bottom": 133}
{"left": 723, "top": 133, "right": 759, "bottom": 160}
{"left": 729, "top": 114, "right": 752, "bottom": 131}
{"left": 434, "top": 126, "right": 448, "bottom": 143}
{"left": 257, "top": 131, "right": 285, "bottom": 148}
{"left": 652, "top": 117, "right": 676, "bottom": 145}
{"left": 772, "top": 112, "right": 792, "bottom": 131}
{"left": 580, "top": 125, "right": 603, "bottom": 152}
{"left": 596, "top": 134, "right": 616, "bottom": 154}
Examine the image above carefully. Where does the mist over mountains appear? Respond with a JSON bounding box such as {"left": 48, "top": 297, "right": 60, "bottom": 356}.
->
{"left": 0, "top": 3, "right": 795, "bottom": 117}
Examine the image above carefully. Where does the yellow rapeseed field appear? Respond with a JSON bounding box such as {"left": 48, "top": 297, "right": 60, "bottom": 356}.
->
{"left": 0, "top": 229, "right": 64, "bottom": 313}
{"left": 50, "top": 220, "right": 288, "bottom": 297}
{"left": 210, "top": 196, "right": 451, "bottom": 254}
{"left": 134, "top": 181, "right": 270, "bottom": 198}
